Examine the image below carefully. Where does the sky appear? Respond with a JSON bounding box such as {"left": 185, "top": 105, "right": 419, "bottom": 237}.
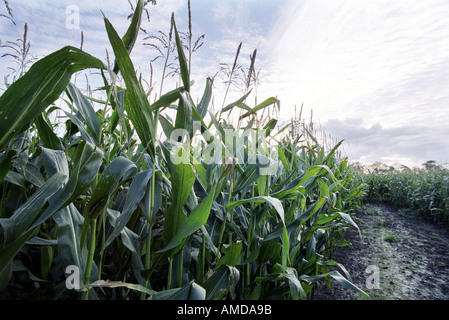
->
{"left": 1, "top": 0, "right": 448, "bottom": 168}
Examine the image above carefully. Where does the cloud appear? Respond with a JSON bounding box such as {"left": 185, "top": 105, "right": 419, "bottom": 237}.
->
{"left": 264, "top": 0, "right": 449, "bottom": 120}
{"left": 323, "top": 118, "right": 449, "bottom": 167}
{"left": 259, "top": 0, "right": 449, "bottom": 166}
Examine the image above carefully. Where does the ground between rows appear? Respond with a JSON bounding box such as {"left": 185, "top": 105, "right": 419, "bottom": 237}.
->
{"left": 312, "top": 203, "right": 449, "bottom": 300}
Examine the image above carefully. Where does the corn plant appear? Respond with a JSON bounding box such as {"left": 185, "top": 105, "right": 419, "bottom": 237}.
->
{"left": 0, "top": 1, "right": 368, "bottom": 300}
{"left": 363, "top": 168, "right": 449, "bottom": 224}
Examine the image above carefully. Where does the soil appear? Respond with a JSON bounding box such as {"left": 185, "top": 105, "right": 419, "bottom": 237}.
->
{"left": 311, "top": 203, "right": 449, "bottom": 300}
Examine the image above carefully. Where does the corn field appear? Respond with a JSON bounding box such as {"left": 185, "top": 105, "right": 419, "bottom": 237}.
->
{"left": 362, "top": 168, "right": 449, "bottom": 225}
{"left": 0, "top": 1, "right": 368, "bottom": 300}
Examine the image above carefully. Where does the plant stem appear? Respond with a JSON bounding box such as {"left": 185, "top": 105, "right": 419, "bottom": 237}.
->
{"left": 142, "top": 160, "right": 156, "bottom": 299}
{"left": 177, "top": 250, "right": 184, "bottom": 288}
{"left": 217, "top": 167, "right": 235, "bottom": 254}
{"left": 82, "top": 218, "right": 97, "bottom": 300}
{"left": 167, "top": 258, "right": 173, "bottom": 290}
{"left": 200, "top": 233, "right": 206, "bottom": 285}
{"left": 140, "top": 226, "right": 152, "bottom": 300}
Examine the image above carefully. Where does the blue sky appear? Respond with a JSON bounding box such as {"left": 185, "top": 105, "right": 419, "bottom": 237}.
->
{"left": 1, "top": 0, "right": 448, "bottom": 168}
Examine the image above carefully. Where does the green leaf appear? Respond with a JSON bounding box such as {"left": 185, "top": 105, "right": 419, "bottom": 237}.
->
{"left": 197, "top": 77, "right": 213, "bottom": 119}
{"left": 86, "top": 279, "right": 155, "bottom": 297}
{"left": 29, "top": 141, "right": 104, "bottom": 230}
{"left": 104, "top": 16, "right": 156, "bottom": 158}
{"left": 221, "top": 91, "right": 252, "bottom": 113}
{"left": 159, "top": 185, "right": 216, "bottom": 254}
{"left": 263, "top": 118, "right": 277, "bottom": 137}
{"left": 203, "top": 265, "right": 239, "bottom": 300}
{"left": 151, "top": 281, "right": 205, "bottom": 300}
{"left": 175, "top": 92, "right": 193, "bottom": 135}
{"left": 239, "top": 97, "right": 280, "bottom": 120}
{"left": 66, "top": 83, "right": 101, "bottom": 144}
{"left": 173, "top": 19, "right": 190, "bottom": 92}
{"left": 104, "top": 170, "right": 153, "bottom": 247}
{"left": 0, "top": 227, "right": 38, "bottom": 291}
{"left": 63, "top": 110, "right": 96, "bottom": 145}
{"left": 151, "top": 86, "right": 186, "bottom": 112}
{"left": 329, "top": 270, "right": 370, "bottom": 298}
{"left": 217, "top": 241, "right": 242, "bottom": 267}
{"left": 35, "top": 114, "right": 64, "bottom": 150}
{"left": 277, "top": 146, "right": 290, "bottom": 174}
{"left": 232, "top": 164, "right": 258, "bottom": 194}
{"left": 139, "top": 170, "right": 163, "bottom": 225}
{"left": 53, "top": 204, "right": 89, "bottom": 281}
{"left": 283, "top": 267, "right": 307, "bottom": 300}
{"left": 87, "top": 156, "right": 137, "bottom": 220}
{"left": 107, "top": 209, "right": 145, "bottom": 285}
{"left": 159, "top": 115, "right": 175, "bottom": 140}
{"left": 339, "top": 212, "right": 361, "bottom": 238}
{"left": 226, "top": 196, "right": 285, "bottom": 223}
{"left": 306, "top": 233, "right": 317, "bottom": 260}
{"left": 7, "top": 172, "right": 67, "bottom": 237}
{"left": 162, "top": 162, "right": 196, "bottom": 248}
{"left": 281, "top": 226, "right": 290, "bottom": 267}
{"left": 0, "top": 172, "right": 67, "bottom": 290}
{"left": 263, "top": 198, "right": 327, "bottom": 242}
{"left": 112, "top": 0, "right": 143, "bottom": 74}
{"left": 0, "top": 46, "right": 104, "bottom": 150}
{"left": 0, "top": 149, "right": 15, "bottom": 184}
{"left": 40, "top": 148, "right": 69, "bottom": 178}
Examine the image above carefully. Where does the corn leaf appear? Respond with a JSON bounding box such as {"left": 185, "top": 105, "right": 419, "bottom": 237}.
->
{"left": 226, "top": 196, "right": 285, "bottom": 223}
{"left": 66, "top": 83, "right": 101, "bottom": 144}
{"left": 238, "top": 97, "right": 280, "bottom": 120}
{"left": 175, "top": 91, "right": 193, "bottom": 135}
{"left": 173, "top": 19, "right": 190, "bottom": 92}
{"left": 151, "top": 280, "right": 205, "bottom": 300}
{"left": 204, "top": 264, "right": 239, "bottom": 300}
{"left": 105, "top": 170, "right": 153, "bottom": 247}
{"left": 221, "top": 91, "right": 252, "bottom": 114}
{"left": 0, "top": 171, "right": 67, "bottom": 290}
{"left": 197, "top": 77, "right": 213, "bottom": 119}
{"left": 104, "top": 16, "right": 156, "bottom": 158}
{"left": 0, "top": 46, "right": 104, "bottom": 150}
{"left": 162, "top": 162, "right": 196, "bottom": 248}
{"left": 53, "top": 204, "right": 89, "bottom": 282}
{"left": 29, "top": 141, "right": 104, "bottom": 230}
{"left": 160, "top": 176, "right": 216, "bottom": 254}
{"left": 35, "top": 114, "right": 64, "bottom": 150}
{"left": 86, "top": 279, "right": 155, "bottom": 297}
{"left": 217, "top": 241, "right": 242, "bottom": 267}
{"left": 87, "top": 156, "right": 137, "bottom": 220}
{"left": 112, "top": 0, "right": 143, "bottom": 75}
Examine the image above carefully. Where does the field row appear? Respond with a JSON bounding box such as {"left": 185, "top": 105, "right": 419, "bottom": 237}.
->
{"left": 362, "top": 168, "right": 449, "bottom": 224}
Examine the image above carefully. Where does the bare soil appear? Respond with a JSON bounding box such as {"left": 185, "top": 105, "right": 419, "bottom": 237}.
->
{"left": 311, "top": 203, "right": 449, "bottom": 300}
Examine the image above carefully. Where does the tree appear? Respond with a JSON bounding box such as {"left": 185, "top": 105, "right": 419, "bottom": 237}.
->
{"left": 422, "top": 160, "right": 441, "bottom": 171}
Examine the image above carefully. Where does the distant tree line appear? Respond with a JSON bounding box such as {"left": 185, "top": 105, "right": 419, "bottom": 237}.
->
{"left": 349, "top": 160, "right": 447, "bottom": 174}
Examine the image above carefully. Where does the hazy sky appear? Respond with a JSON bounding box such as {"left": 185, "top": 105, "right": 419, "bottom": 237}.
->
{"left": 1, "top": 0, "right": 448, "bottom": 168}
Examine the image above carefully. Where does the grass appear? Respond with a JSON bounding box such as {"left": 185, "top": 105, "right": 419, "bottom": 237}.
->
{"left": 362, "top": 204, "right": 383, "bottom": 216}
{"left": 0, "top": 1, "right": 368, "bottom": 300}
{"left": 383, "top": 235, "right": 398, "bottom": 243}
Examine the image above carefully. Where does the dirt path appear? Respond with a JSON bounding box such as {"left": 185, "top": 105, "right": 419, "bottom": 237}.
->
{"left": 312, "top": 203, "right": 449, "bottom": 300}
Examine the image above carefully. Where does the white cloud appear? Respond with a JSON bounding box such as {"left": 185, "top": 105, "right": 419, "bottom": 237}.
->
{"left": 264, "top": 0, "right": 449, "bottom": 122}
{"left": 323, "top": 117, "right": 449, "bottom": 167}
